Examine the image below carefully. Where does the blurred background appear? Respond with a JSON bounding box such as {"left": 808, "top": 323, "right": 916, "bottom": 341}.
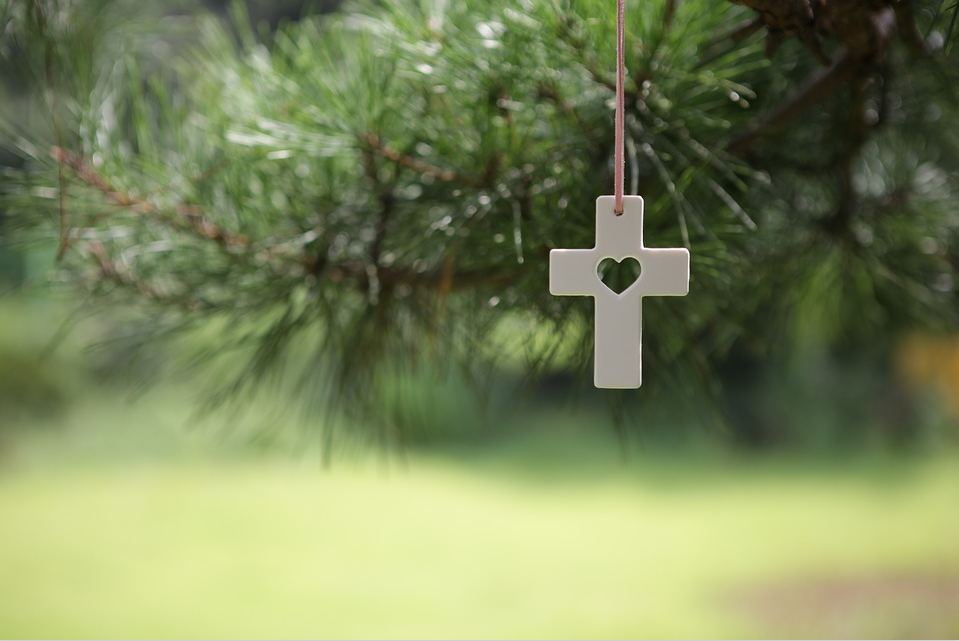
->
{"left": 1, "top": 0, "right": 958, "bottom": 638}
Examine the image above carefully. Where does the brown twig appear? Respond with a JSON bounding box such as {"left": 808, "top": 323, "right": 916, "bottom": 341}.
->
{"left": 729, "top": 0, "right": 829, "bottom": 64}
{"left": 727, "top": 50, "right": 865, "bottom": 155}
{"left": 364, "top": 134, "right": 479, "bottom": 185}
{"left": 327, "top": 260, "right": 526, "bottom": 292}
{"left": 664, "top": 0, "right": 678, "bottom": 27}
{"left": 727, "top": 4, "right": 899, "bottom": 155}
{"left": 53, "top": 147, "right": 248, "bottom": 249}
{"left": 731, "top": 17, "right": 765, "bottom": 42}
{"left": 894, "top": 0, "right": 928, "bottom": 55}
{"left": 823, "top": 71, "right": 873, "bottom": 239}
{"left": 86, "top": 241, "right": 204, "bottom": 310}
{"left": 176, "top": 203, "right": 249, "bottom": 249}
{"left": 52, "top": 147, "right": 151, "bottom": 211}
{"left": 58, "top": 147, "right": 524, "bottom": 299}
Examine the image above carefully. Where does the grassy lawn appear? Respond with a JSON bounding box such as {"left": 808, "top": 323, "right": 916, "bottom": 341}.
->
{"left": 1, "top": 300, "right": 957, "bottom": 638}
{"left": 1, "top": 389, "right": 958, "bottom": 639}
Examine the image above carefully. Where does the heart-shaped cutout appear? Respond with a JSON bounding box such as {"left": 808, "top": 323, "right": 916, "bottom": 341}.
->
{"left": 597, "top": 257, "right": 642, "bottom": 295}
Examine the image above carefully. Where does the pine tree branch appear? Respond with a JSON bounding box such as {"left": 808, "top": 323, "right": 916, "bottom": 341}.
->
{"left": 86, "top": 240, "right": 206, "bottom": 310}
{"left": 52, "top": 147, "right": 153, "bottom": 212}
{"left": 325, "top": 260, "right": 527, "bottom": 293}
{"left": 33, "top": 0, "right": 70, "bottom": 261}
{"left": 57, "top": 145, "right": 529, "bottom": 296}
{"left": 729, "top": 0, "right": 830, "bottom": 64}
{"left": 730, "top": 17, "right": 765, "bottom": 43}
{"left": 556, "top": 16, "right": 618, "bottom": 93}
{"left": 829, "top": 74, "right": 871, "bottom": 235}
{"left": 727, "top": 49, "right": 865, "bottom": 154}
{"left": 53, "top": 147, "right": 249, "bottom": 249}
{"left": 364, "top": 134, "right": 481, "bottom": 185}
{"left": 727, "top": 6, "right": 898, "bottom": 155}
{"left": 5, "top": 0, "right": 954, "bottom": 436}
{"left": 894, "top": 0, "right": 930, "bottom": 55}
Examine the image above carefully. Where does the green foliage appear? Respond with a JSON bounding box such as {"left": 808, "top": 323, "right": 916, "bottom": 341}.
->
{"left": 2, "top": 422, "right": 958, "bottom": 638}
{"left": 0, "top": 350, "right": 69, "bottom": 423}
{"left": 0, "top": 302, "right": 76, "bottom": 428}
{"left": 2, "top": 0, "right": 958, "bottom": 441}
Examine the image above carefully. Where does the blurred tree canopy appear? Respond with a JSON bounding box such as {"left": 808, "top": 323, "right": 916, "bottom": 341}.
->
{"left": 1, "top": 0, "right": 957, "bottom": 443}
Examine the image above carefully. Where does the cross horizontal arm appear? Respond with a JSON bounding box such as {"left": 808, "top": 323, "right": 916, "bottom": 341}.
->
{"left": 549, "top": 248, "right": 602, "bottom": 296}
{"left": 635, "top": 248, "right": 690, "bottom": 297}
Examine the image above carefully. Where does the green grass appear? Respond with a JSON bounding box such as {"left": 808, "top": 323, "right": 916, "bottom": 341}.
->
{"left": 1, "top": 391, "right": 958, "bottom": 639}
{"left": 1, "top": 298, "right": 958, "bottom": 638}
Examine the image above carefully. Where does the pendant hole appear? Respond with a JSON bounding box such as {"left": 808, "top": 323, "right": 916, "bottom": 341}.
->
{"left": 597, "top": 257, "right": 641, "bottom": 295}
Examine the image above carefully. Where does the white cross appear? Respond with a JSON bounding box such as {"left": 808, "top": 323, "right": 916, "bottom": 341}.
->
{"left": 549, "top": 196, "right": 690, "bottom": 388}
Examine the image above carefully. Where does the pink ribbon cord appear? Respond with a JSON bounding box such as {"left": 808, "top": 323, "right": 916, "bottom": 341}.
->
{"left": 614, "top": 0, "right": 626, "bottom": 215}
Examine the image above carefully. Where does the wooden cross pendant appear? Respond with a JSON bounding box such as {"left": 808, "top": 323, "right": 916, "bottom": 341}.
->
{"left": 549, "top": 196, "right": 690, "bottom": 388}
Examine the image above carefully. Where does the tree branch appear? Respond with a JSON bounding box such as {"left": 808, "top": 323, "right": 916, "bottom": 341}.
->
{"left": 86, "top": 241, "right": 205, "bottom": 310}
{"left": 727, "top": 50, "right": 864, "bottom": 155}
{"left": 53, "top": 147, "right": 249, "bottom": 249}
{"left": 363, "top": 134, "right": 480, "bottom": 186}
{"left": 727, "top": 5, "right": 897, "bottom": 155}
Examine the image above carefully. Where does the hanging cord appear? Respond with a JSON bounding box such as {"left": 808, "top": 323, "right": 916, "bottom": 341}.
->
{"left": 614, "top": 0, "right": 626, "bottom": 215}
